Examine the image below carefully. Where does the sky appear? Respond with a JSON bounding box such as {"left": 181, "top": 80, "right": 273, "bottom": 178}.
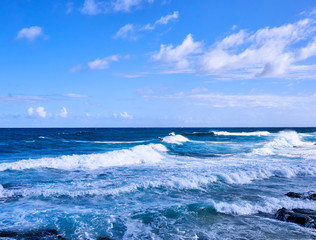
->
{"left": 1, "top": 0, "right": 316, "bottom": 127}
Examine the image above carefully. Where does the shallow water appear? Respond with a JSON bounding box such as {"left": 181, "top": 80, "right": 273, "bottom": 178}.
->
{"left": 0, "top": 128, "right": 315, "bottom": 239}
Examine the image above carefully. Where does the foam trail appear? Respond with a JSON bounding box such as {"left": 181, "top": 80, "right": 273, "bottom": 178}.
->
{"left": 213, "top": 131, "right": 271, "bottom": 136}
{"left": 0, "top": 144, "right": 167, "bottom": 171}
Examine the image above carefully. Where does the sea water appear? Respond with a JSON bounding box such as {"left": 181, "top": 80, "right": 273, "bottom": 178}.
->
{"left": 0, "top": 128, "right": 315, "bottom": 239}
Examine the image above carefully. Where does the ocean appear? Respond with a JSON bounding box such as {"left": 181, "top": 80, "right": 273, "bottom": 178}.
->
{"left": 0, "top": 128, "right": 315, "bottom": 239}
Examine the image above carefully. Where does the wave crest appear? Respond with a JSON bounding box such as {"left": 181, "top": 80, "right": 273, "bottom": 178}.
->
{"left": 162, "top": 134, "right": 190, "bottom": 144}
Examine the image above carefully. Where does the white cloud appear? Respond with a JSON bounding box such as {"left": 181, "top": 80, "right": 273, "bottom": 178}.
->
{"left": 81, "top": 0, "right": 102, "bottom": 15}
{"left": 27, "top": 107, "right": 34, "bottom": 116}
{"left": 63, "top": 93, "right": 88, "bottom": 98}
{"left": 81, "top": 0, "right": 153, "bottom": 15}
{"left": 36, "top": 107, "right": 47, "bottom": 118}
{"left": 120, "top": 112, "right": 133, "bottom": 119}
{"left": 152, "top": 34, "right": 202, "bottom": 69}
{"left": 154, "top": 11, "right": 178, "bottom": 25}
{"left": 113, "top": 112, "right": 134, "bottom": 119}
{"left": 153, "top": 15, "right": 316, "bottom": 80}
{"left": 113, "top": 24, "right": 135, "bottom": 39}
{"left": 143, "top": 11, "right": 179, "bottom": 30}
{"left": 58, "top": 107, "right": 68, "bottom": 118}
{"left": 17, "top": 26, "right": 43, "bottom": 41}
{"left": 88, "top": 55, "right": 119, "bottom": 70}
{"left": 114, "top": 11, "right": 178, "bottom": 39}
{"left": 28, "top": 107, "right": 47, "bottom": 118}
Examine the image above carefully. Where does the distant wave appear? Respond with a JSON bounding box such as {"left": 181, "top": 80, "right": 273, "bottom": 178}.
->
{"left": 213, "top": 131, "right": 271, "bottom": 136}
{"left": 0, "top": 144, "right": 167, "bottom": 171}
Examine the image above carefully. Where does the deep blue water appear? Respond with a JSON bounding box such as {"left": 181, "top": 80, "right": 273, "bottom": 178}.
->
{"left": 0, "top": 128, "right": 316, "bottom": 239}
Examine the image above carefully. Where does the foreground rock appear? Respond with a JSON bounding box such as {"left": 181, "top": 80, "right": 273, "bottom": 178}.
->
{"left": 0, "top": 229, "right": 65, "bottom": 240}
{"left": 275, "top": 208, "right": 316, "bottom": 229}
{"left": 285, "top": 191, "right": 316, "bottom": 200}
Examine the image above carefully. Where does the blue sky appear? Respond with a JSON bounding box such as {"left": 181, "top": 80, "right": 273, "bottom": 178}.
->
{"left": 1, "top": 0, "right": 316, "bottom": 127}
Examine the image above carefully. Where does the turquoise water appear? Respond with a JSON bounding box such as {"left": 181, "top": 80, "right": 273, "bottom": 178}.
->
{"left": 0, "top": 128, "right": 316, "bottom": 239}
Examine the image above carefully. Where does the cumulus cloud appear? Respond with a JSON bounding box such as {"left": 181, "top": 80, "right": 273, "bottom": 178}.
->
{"left": 16, "top": 26, "right": 43, "bottom": 41}
{"left": 28, "top": 106, "right": 47, "bottom": 118}
{"left": 57, "top": 107, "right": 68, "bottom": 118}
{"left": 81, "top": 0, "right": 153, "bottom": 15}
{"left": 153, "top": 15, "right": 316, "bottom": 80}
{"left": 152, "top": 34, "right": 202, "bottom": 69}
{"left": 88, "top": 55, "right": 119, "bottom": 70}
{"left": 113, "top": 112, "right": 134, "bottom": 119}
{"left": 114, "top": 11, "right": 178, "bottom": 39}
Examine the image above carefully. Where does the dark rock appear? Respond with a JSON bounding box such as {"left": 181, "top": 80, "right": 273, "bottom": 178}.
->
{"left": 285, "top": 192, "right": 303, "bottom": 198}
{"left": 285, "top": 191, "right": 316, "bottom": 200}
{"left": 275, "top": 208, "right": 316, "bottom": 228}
{"left": 0, "top": 229, "right": 65, "bottom": 240}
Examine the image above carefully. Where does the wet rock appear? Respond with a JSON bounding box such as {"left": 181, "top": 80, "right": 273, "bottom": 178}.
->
{"left": 0, "top": 228, "right": 65, "bottom": 240}
{"left": 275, "top": 208, "right": 316, "bottom": 228}
{"left": 285, "top": 191, "right": 316, "bottom": 200}
{"left": 285, "top": 192, "right": 303, "bottom": 198}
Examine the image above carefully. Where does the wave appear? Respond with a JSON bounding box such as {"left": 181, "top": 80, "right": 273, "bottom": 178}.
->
{"left": 0, "top": 144, "right": 167, "bottom": 171}
{"left": 162, "top": 134, "right": 190, "bottom": 144}
{"left": 213, "top": 131, "right": 271, "bottom": 136}
{"left": 252, "top": 130, "right": 313, "bottom": 155}
{"left": 211, "top": 197, "right": 316, "bottom": 216}
{"left": 2, "top": 162, "right": 315, "bottom": 199}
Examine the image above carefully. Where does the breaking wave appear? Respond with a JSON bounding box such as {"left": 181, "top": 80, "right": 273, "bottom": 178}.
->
{"left": 162, "top": 134, "right": 190, "bottom": 144}
{"left": 252, "top": 130, "right": 313, "bottom": 155}
{"left": 0, "top": 144, "right": 167, "bottom": 171}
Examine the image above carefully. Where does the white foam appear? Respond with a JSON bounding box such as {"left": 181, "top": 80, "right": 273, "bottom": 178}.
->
{"left": 213, "top": 131, "right": 271, "bottom": 136}
{"left": 162, "top": 134, "right": 190, "bottom": 144}
{"left": 0, "top": 144, "right": 167, "bottom": 171}
{"left": 252, "top": 130, "right": 309, "bottom": 155}
{"left": 212, "top": 197, "right": 316, "bottom": 215}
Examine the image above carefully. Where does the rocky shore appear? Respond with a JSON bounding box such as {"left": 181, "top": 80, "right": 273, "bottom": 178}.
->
{"left": 275, "top": 191, "right": 316, "bottom": 229}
